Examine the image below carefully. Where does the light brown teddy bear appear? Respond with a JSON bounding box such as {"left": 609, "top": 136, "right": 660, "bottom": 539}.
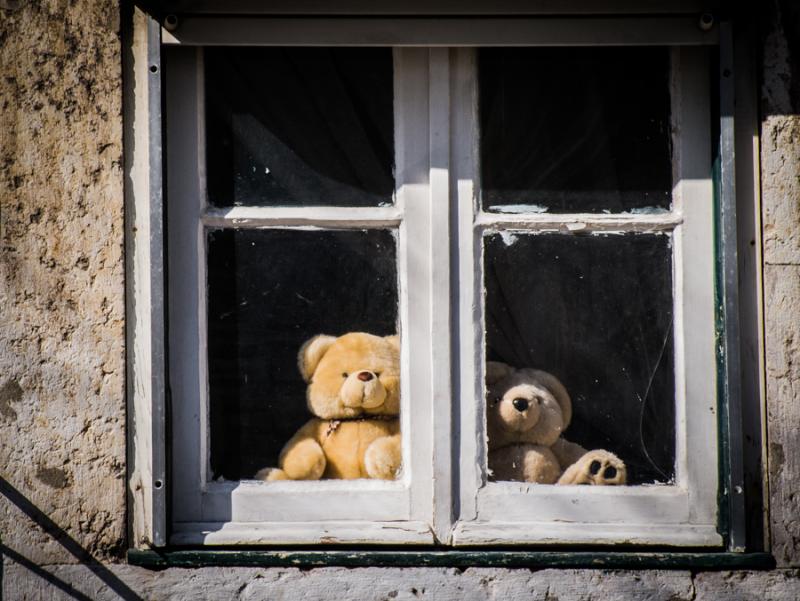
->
{"left": 256, "top": 332, "right": 402, "bottom": 481}
{"left": 486, "top": 361, "right": 626, "bottom": 485}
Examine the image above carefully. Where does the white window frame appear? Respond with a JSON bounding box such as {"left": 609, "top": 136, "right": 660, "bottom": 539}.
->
{"left": 125, "top": 6, "right": 750, "bottom": 550}
{"left": 453, "top": 46, "right": 720, "bottom": 547}
{"left": 166, "top": 46, "right": 440, "bottom": 545}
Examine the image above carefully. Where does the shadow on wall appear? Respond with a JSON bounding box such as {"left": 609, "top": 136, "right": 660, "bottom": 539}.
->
{"left": 764, "top": 0, "right": 800, "bottom": 115}
{"left": 0, "top": 478, "right": 142, "bottom": 601}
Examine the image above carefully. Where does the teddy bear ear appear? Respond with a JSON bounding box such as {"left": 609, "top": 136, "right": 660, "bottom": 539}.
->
{"left": 486, "top": 361, "right": 514, "bottom": 385}
{"left": 297, "top": 335, "right": 337, "bottom": 382}
{"left": 525, "top": 369, "right": 573, "bottom": 427}
{"left": 383, "top": 334, "right": 400, "bottom": 352}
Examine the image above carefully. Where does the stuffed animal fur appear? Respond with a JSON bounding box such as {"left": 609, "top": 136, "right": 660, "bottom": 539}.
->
{"left": 486, "top": 361, "right": 626, "bottom": 485}
{"left": 255, "top": 332, "right": 401, "bottom": 481}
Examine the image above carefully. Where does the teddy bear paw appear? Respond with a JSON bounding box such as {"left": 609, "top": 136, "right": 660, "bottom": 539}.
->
{"left": 254, "top": 467, "right": 290, "bottom": 481}
{"left": 364, "top": 435, "right": 402, "bottom": 480}
{"left": 557, "top": 450, "right": 627, "bottom": 485}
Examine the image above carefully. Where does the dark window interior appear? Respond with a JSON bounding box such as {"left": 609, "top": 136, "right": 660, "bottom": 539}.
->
{"left": 207, "top": 228, "right": 398, "bottom": 480}
{"left": 205, "top": 47, "right": 395, "bottom": 208}
{"left": 479, "top": 47, "right": 673, "bottom": 214}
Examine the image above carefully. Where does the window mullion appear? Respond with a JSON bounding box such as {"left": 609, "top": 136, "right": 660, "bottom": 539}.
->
{"left": 428, "top": 47, "right": 455, "bottom": 543}
{"left": 394, "top": 47, "right": 436, "bottom": 533}
{"left": 453, "top": 47, "right": 482, "bottom": 526}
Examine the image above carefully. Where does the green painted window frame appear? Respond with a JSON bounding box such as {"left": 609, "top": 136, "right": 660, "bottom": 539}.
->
{"left": 127, "top": 549, "right": 774, "bottom": 570}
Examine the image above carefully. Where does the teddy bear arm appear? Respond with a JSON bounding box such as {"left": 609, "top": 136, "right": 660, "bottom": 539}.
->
{"left": 550, "top": 437, "right": 588, "bottom": 470}
{"left": 254, "top": 467, "right": 290, "bottom": 481}
{"left": 364, "top": 433, "right": 402, "bottom": 480}
{"left": 278, "top": 420, "right": 327, "bottom": 480}
{"left": 489, "top": 444, "right": 562, "bottom": 484}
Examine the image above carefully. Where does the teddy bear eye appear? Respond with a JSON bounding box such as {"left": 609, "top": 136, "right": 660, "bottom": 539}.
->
{"left": 342, "top": 372, "right": 349, "bottom": 378}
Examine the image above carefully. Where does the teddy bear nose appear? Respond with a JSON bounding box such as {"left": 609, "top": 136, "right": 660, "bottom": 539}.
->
{"left": 512, "top": 398, "right": 529, "bottom": 412}
{"left": 357, "top": 371, "right": 374, "bottom": 382}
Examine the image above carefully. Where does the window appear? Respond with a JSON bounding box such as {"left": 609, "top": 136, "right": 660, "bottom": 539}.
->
{"left": 452, "top": 44, "right": 719, "bottom": 546}
{"left": 126, "top": 5, "right": 751, "bottom": 550}
{"left": 165, "top": 45, "right": 436, "bottom": 544}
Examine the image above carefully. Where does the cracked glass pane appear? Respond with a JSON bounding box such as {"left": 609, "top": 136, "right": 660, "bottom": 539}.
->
{"left": 484, "top": 232, "right": 675, "bottom": 485}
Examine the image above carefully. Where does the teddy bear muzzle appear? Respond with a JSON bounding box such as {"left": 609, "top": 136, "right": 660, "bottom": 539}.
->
{"left": 340, "top": 370, "right": 387, "bottom": 409}
{"left": 497, "top": 384, "right": 542, "bottom": 433}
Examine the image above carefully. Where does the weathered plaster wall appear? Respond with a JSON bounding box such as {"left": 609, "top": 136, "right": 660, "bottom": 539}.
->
{"left": 3, "top": 565, "right": 800, "bottom": 601}
{"left": 0, "top": 0, "right": 126, "bottom": 565}
{"left": 761, "top": 0, "right": 800, "bottom": 569}
{"left": 2, "top": 0, "right": 800, "bottom": 598}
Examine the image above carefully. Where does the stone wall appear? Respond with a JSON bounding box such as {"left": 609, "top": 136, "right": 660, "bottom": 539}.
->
{"left": 2, "top": 0, "right": 800, "bottom": 598}
{"left": 1, "top": 566, "right": 799, "bottom": 601}
{"left": 762, "top": 0, "right": 800, "bottom": 569}
{"left": 0, "top": 0, "right": 126, "bottom": 566}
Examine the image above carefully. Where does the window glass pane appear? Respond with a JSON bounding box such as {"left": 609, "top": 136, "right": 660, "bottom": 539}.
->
{"left": 205, "top": 48, "right": 395, "bottom": 207}
{"left": 484, "top": 233, "right": 674, "bottom": 485}
{"left": 479, "top": 47, "right": 672, "bottom": 214}
{"left": 207, "top": 228, "right": 399, "bottom": 481}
